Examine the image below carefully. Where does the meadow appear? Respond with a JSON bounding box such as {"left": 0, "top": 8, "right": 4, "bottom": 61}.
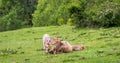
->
{"left": 0, "top": 25, "right": 120, "bottom": 63}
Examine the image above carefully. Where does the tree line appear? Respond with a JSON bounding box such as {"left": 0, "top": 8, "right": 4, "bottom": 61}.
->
{"left": 0, "top": 0, "right": 120, "bottom": 31}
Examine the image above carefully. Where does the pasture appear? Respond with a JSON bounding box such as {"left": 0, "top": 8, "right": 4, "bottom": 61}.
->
{"left": 0, "top": 25, "right": 120, "bottom": 63}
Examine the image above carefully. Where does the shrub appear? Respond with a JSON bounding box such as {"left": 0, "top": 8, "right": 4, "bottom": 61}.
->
{"left": 57, "top": 18, "right": 64, "bottom": 25}
{"left": 0, "top": 0, "right": 37, "bottom": 31}
{"left": 98, "top": 1, "right": 120, "bottom": 27}
{"left": 69, "top": 0, "right": 120, "bottom": 28}
{"left": 68, "top": 0, "right": 89, "bottom": 27}
{"left": 0, "top": 9, "right": 21, "bottom": 31}
{"left": 32, "top": 0, "right": 80, "bottom": 26}
{"left": 67, "top": 18, "right": 73, "bottom": 25}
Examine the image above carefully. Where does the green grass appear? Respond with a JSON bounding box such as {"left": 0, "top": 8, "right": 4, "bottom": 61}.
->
{"left": 0, "top": 25, "right": 120, "bottom": 63}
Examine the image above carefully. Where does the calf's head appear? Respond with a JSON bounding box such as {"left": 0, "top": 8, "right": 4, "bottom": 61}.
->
{"left": 51, "top": 37, "right": 60, "bottom": 45}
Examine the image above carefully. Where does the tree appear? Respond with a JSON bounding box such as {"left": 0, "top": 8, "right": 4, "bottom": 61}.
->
{"left": 0, "top": 0, "right": 37, "bottom": 31}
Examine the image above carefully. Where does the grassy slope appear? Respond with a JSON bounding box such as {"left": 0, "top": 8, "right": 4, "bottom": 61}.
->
{"left": 0, "top": 25, "right": 120, "bottom": 63}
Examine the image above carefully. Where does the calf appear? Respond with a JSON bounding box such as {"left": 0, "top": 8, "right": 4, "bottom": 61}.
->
{"left": 50, "top": 37, "right": 72, "bottom": 54}
{"left": 50, "top": 37, "right": 85, "bottom": 54}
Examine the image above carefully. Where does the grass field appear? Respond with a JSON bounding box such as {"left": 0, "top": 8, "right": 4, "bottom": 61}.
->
{"left": 0, "top": 25, "right": 120, "bottom": 63}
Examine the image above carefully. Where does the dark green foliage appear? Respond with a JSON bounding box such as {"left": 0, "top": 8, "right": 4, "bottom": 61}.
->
{"left": 33, "top": 0, "right": 120, "bottom": 27}
{"left": 98, "top": 1, "right": 120, "bottom": 27}
{"left": 0, "top": 0, "right": 37, "bottom": 31}
{"left": 0, "top": 8, "right": 21, "bottom": 31}
{"left": 32, "top": 0, "right": 79, "bottom": 26}
{"left": 69, "top": 0, "right": 120, "bottom": 28}
{"left": 68, "top": 0, "right": 90, "bottom": 27}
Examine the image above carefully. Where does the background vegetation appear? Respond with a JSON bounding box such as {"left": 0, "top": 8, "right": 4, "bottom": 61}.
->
{"left": 0, "top": 0, "right": 120, "bottom": 31}
{"left": 33, "top": 0, "right": 120, "bottom": 27}
{"left": 0, "top": 0, "right": 37, "bottom": 31}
